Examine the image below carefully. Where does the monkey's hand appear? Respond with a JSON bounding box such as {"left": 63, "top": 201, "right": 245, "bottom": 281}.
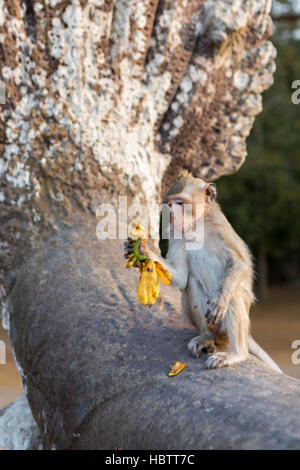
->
{"left": 130, "top": 238, "right": 159, "bottom": 263}
{"left": 124, "top": 237, "right": 148, "bottom": 259}
{"left": 124, "top": 235, "right": 163, "bottom": 268}
{"left": 124, "top": 237, "right": 150, "bottom": 268}
{"left": 205, "top": 290, "right": 230, "bottom": 327}
{"left": 142, "top": 243, "right": 159, "bottom": 262}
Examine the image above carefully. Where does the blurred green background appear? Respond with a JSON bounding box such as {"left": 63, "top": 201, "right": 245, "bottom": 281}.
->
{"left": 217, "top": 0, "right": 300, "bottom": 380}
{"left": 218, "top": 0, "right": 300, "bottom": 300}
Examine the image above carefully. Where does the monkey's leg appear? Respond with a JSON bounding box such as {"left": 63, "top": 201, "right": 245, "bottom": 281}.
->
{"left": 188, "top": 333, "right": 216, "bottom": 358}
{"left": 205, "top": 259, "right": 249, "bottom": 327}
{"left": 205, "top": 300, "right": 249, "bottom": 369}
{"left": 205, "top": 289, "right": 231, "bottom": 327}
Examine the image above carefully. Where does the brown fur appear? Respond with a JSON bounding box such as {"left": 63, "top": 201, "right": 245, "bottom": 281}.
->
{"left": 143, "top": 173, "right": 281, "bottom": 372}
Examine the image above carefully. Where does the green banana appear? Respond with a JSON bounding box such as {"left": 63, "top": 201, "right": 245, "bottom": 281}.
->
{"left": 132, "top": 239, "right": 148, "bottom": 262}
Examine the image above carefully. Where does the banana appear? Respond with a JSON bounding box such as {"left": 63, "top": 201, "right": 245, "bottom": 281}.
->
{"left": 137, "top": 260, "right": 160, "bottom": 305}
{"left": 155, "top": 261, "right": 172, "bottom": 285}
{"left": 133, "top": 239, "right": 149, "bottom": 262}
{"left": 124, "top": 222, "right": 172, "bottom": 306}
{"left": 169, "top": 361, "right": 187, "bottom": 376}
{"left": 125, "top": 259, "right": 135, "bottom": 269}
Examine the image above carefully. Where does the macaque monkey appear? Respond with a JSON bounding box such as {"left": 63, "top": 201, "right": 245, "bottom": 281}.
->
{"left": 140, "top": 170, "right": 281, "bottom": 372}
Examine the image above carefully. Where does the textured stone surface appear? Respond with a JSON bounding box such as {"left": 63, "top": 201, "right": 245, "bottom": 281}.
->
{"left": 4, "top": 217, "right": 300, "bottom": 450}
{"left": 0, "top": 0, "right": 275, "bottom": 315}
{"left": 0, "top": 0, "right": 284, "bottom": 450}
{"left": 0, "top": 394, "right": 42, "bottom": 450}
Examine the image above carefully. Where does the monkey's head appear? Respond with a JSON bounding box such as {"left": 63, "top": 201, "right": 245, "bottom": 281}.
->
{"left": 162, "top": 170, "right": 217, "bottom": 233}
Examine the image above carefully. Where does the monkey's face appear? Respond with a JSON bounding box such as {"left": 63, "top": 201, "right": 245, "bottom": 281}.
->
{"left": 163, "top": 180, "right": 217, "bottom": 237}
{"left": 165, "top": 193, "right": 194, "bottom": 235}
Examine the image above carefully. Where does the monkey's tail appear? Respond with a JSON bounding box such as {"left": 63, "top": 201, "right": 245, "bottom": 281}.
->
{"left": 248, "top": 335, "right": 282, "bottom": 373}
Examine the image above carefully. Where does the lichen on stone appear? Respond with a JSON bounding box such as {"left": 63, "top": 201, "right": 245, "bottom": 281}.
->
{"left": 0, "top": 0, "right": 275, "bottom": 316}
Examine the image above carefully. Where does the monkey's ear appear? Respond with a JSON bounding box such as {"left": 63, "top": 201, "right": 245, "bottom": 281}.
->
{"left": 204, "top": 183, "right": 217, "bottom": 203}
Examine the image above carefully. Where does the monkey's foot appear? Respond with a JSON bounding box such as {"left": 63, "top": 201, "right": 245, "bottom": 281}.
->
{"left": 188, "top": 336, "right": 216, "bottom": 358}
{"left": 205, "top": 352, "right": 247, "bottom": 369}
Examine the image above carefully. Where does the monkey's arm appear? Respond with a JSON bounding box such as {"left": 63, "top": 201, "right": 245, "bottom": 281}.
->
{"left": 144, "top": 244, "right": 189, "bottom": 291}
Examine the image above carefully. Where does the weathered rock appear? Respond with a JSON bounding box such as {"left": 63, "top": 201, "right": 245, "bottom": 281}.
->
{"left": 0, "top": 394, "right": 42, "bottom": 450}
{"left": 0, "top": 0, "right": 289, "bottom": 451}
{"left": 0, "top": 0, "right": 276, "bottom": 314}
{"left": 3, "top": 218, "right": 300, "bottom": 450}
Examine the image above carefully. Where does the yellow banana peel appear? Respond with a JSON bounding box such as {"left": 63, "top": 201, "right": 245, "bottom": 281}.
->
{"left": 137, "top": 260, "right": 160, "bottom": 305}
{"left": 125, "top": 223, "right": 172, "bottom": 306}
{"left": 169, "top": 361, "right": 187, "bottom": 376}
{"left": 155, "top": 262, "right": 172, "bottom": 286}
